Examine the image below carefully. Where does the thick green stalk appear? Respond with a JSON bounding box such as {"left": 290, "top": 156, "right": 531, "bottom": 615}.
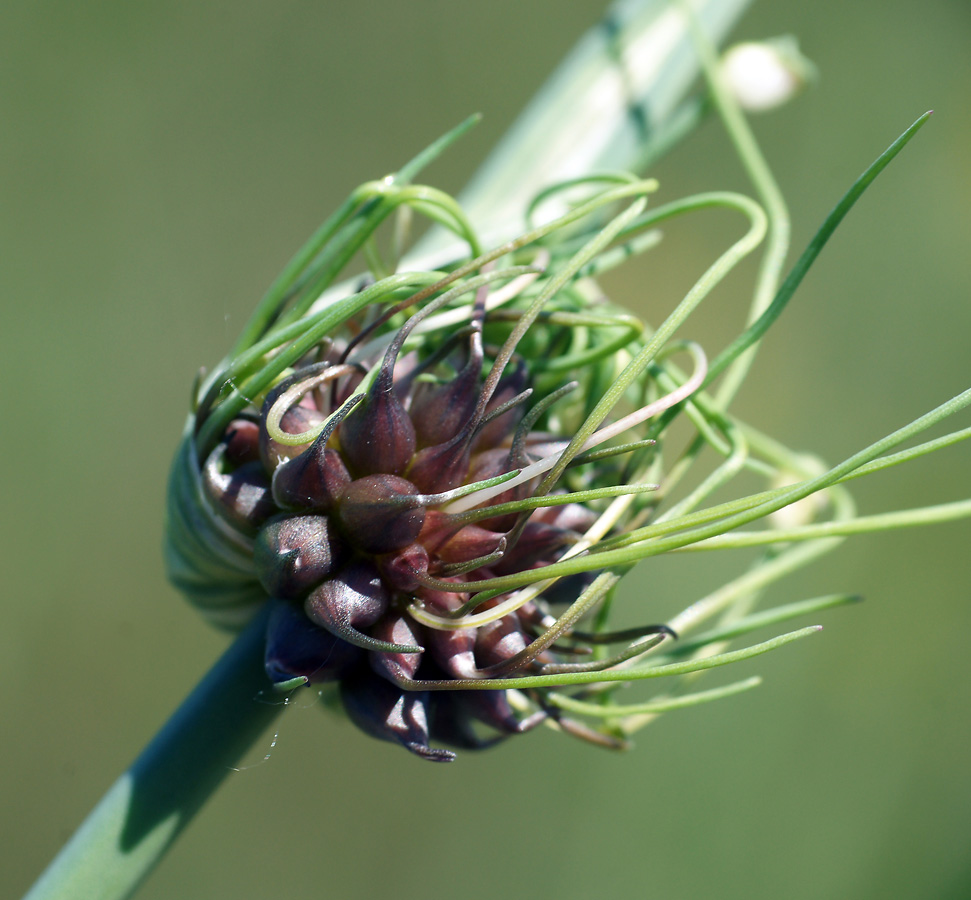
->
{"left": 413, "top": 0, "right": 751, "bottom": 260}
{"left": 23, "top": 606, "right": 279, "bottom": 900}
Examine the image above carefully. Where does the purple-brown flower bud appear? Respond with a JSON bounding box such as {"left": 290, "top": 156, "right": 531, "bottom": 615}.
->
{"left": 425, "top": 624, "right": 480, "bottom": 680}
{"left": 459, "top": 690, "right": 546, "bottom": 734}
{"left": 427, "top": 690, "right": 544, "bottom": 750}
{"left": 410, "top": 335, "right": 483, "bottom": 448}
{"left": 369, "top": 614, "right": 424, "bottom": 684}
{"left": 340, "top": 673, "right": 455, "bottom": 762}
{"left": 336, "top": 474, "right": 426, "bottom": 554}
{"left": 271, "top": 441, "right": 351, "bottom": 513}
{"left": 379, "top": 543, "right": 430, "bottom": 593}
{"left": 305, "top": 560, "right": 421, "bottom": 653}
{"left": 264, "top": 598, "right": 361, "bottom": 686}
{"left": 475, "top": 614, "right": 530, "bottom": 668}
{"left": 464, "top": 448, "right": 532, "bottom": 532}
{"left": 202, "top": 446, "right": 276, "bottom": 535}
{"left": 338, "top": 384, "right": 416, "bottom": 476}
{"left": 253, "top": 515, "right": 346, "bottom": 600}
{"left": 407, "top": 436, "right": 472, "bottom": 495}
{"left": 491, "top": 521, "right": 572, "bottom": 574}
{"left": 224, "top": 419, "right": 261, "bottom": 465}
{"left": 436, "top": 524, "right": 504, "bottom": 565}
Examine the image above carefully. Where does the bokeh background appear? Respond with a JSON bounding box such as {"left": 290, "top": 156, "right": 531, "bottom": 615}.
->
{"left": 3, "top": 1, "right": 969, "bottom": 898}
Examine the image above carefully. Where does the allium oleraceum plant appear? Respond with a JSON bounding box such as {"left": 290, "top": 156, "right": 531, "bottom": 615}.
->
{"left": 24, "top": 1, "right": 971, "bottom": 898}
{"left": 164, "top": 102, "right": 965, "bottom": 759}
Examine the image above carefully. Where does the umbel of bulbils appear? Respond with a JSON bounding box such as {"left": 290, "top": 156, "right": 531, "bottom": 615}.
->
{"left": 180, "top": 262, "right": 683, "bottom": 760}
{"left": 165, "top": 155, "right": 720, "bottom": 761}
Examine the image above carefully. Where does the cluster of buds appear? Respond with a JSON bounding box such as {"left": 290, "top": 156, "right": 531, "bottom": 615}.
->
{"left": 164, "top": 150, "right": 719, "bottom": 760}
{"left": 167, "top": 123, "right": 882, "bottom": 760}
{"left": 211, "top": 283, "right": 682, "bottom": 759}
{"left": 169, "top": 207, "right": 706, "bottom": 759}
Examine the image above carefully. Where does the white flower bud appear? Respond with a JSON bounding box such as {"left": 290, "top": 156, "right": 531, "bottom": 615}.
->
{"left": 720, "top": 37, "right": 815, "bottom": 112}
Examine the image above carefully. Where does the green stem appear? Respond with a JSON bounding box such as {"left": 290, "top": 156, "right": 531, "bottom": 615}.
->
{"left": 679, "top": 498, "right": 971, "bottom": 550}
{"left": 682, "top": 0, "right": 792, "bottom": 407}
{"left": 24, "top": 606, "right": 279, "bottom": 900}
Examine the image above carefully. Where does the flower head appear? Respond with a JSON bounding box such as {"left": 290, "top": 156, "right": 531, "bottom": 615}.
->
{"left": 165, "top": 109, "right": 958, "bottom": 761}
{"left": 167, "top": 149, "right": 704, "bottom": 759}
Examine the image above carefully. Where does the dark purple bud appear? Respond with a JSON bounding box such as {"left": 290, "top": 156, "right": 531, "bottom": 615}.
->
{"left": 379, "top": 543, "right": 430, "bottom": 593}
{"left": 264, "top": 598, "right": 361, "bottom": 686}
{"left": 328, "top": 366, "right": 365, "bottom": 407}
{"left": 467, "top": 447, "right": 512, "bottom": 478}
{"left": 272, "top": 443, "right": 351, "bottom": 512}
{"left": 224, "top": 419, "right": 261, "bottom": 465}
{"left": 338, "top": 383, "right": 416, "bottom": 476}
{"left": 339, "top": 672, "right": 455, "bottom": 762}
{"left": 415, "top": 579, "right": 470, "bottom": 614}
{"left": 271, "top": 388, "right": 360, "bottom": 511}
{"left": 305, "top": 560, "right": 422, "bottom": 653}
{"left": 369, "top": 614, "right": 424, "bottom": 683}
{"left": 406, "top": 437, "right": 471, "bottom": 495}
{"left": 425, "top": 624, "right": 480, "bottom": 680}
{"left": 410, "top": 334, "right": 483, "bottom": 448}
{"left": 492, "top": 520, "right": 571, "bottom": 574}
{"left": 202, "top": 444, "right": 276, "bottom": 535}
{"left": 253, "top": 515, "right": 347, "bottom": 600}
{"left": 475, "top": 614, "right": 530, "bottom": 668}
{"left": 437, "top": 525, "right": 504, "bottom": 566}
{"left": 412, "top": 509, "right": 461, "bottom": 555}
{"left": 337, "top": 474, "right": 425, "bottom": 554}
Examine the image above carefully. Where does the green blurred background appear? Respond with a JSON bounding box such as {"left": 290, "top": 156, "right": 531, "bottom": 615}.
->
{"left": 2, "top": 1, "right": 970, "bottom": 898}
